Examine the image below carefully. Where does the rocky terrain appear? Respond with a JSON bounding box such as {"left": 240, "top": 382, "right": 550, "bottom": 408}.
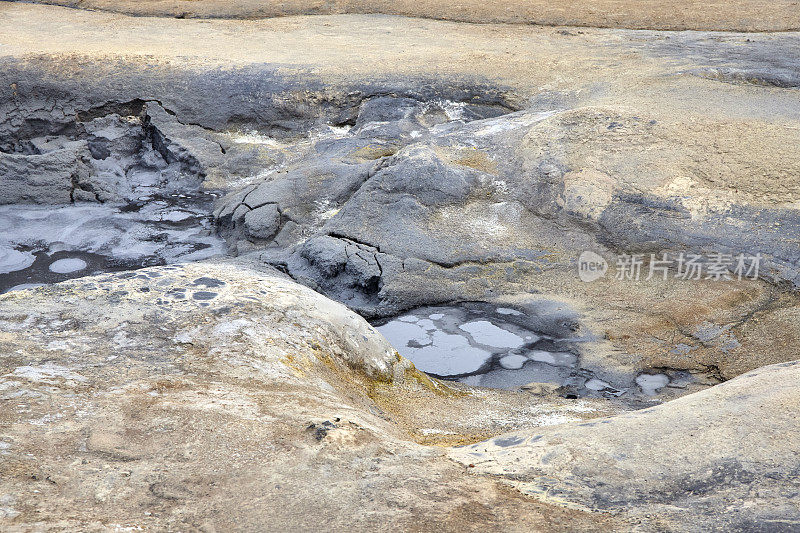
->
{"left": 1, "top": 1, "right": 799, "bottom": 530}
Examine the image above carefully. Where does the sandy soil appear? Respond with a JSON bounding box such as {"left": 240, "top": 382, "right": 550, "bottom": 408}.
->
{"left": 18, "top": 0, "right": 800, "bottom": 31}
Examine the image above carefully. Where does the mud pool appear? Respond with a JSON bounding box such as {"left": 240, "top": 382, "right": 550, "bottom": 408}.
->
{"left": 0, "top": 195, "right": 224, "bottom": 293}
{"left": 376, "top": 303, "right": 682, "bottom": 398}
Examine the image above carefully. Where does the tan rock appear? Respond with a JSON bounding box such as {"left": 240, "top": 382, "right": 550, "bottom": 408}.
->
{"left": 450, "top": 360, "right": 800, "bottom": 529}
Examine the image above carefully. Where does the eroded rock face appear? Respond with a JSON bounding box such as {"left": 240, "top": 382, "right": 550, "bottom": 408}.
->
{"left": 0, "top": 104, "right": 227, "bottom": 291}
{"left": 0, "top": 100, "right": 275, "bottom": 205}
{"left": 450, "top": 360, "right": 800, "bottom": 530}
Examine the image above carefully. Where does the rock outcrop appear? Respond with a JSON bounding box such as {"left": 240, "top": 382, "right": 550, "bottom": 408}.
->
{"left": 1, "top": 4, "right": 800, "bottom": 530}
{"left": 214, "top": 98, "right": 800, "bottom": 383}
{"left": 450, "top": 360, "right": 800, "bottom": 531}
{"left": 17, "top": 0, "right": 800, "bottom": 31}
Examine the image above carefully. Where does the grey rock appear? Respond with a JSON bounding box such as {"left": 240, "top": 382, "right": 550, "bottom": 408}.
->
{"left": 354, "top": 96, "right": 420, "bottom": 130}
{"left": 143, "top": 101, "right": 227, "bottom": 183}
{"left": 285, "top": 235, "right": 397, "bottom": 311}
{"left": 209, "top": 102, "right": 800, "bottom": 323}
{"left": 243, "top": 203, "right": 281, "bottom": 240}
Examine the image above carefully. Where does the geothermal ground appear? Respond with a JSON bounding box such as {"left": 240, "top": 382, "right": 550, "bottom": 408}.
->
{"left": 0, "top": 1, "right": 799, "bottom": 531}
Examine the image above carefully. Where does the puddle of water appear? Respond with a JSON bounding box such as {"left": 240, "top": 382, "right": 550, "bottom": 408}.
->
{"left": 0, "top": 194, "right": 224, "bottom": 293}
{"left": 48, "top": 258, "right": 88, "bottom": 274}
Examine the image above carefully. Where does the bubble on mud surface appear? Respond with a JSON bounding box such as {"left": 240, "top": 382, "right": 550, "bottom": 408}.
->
{"left": 499, "top": 354, "right": 528, "bottom": 369}
{"left": 458, "top": 320, "right": 526, "bottom": 349}
{"left": 585, "top": 378, "right": 612, "bottom": 391}
{"left": 48, "top": 258, "right": 88, "bottom": 274}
